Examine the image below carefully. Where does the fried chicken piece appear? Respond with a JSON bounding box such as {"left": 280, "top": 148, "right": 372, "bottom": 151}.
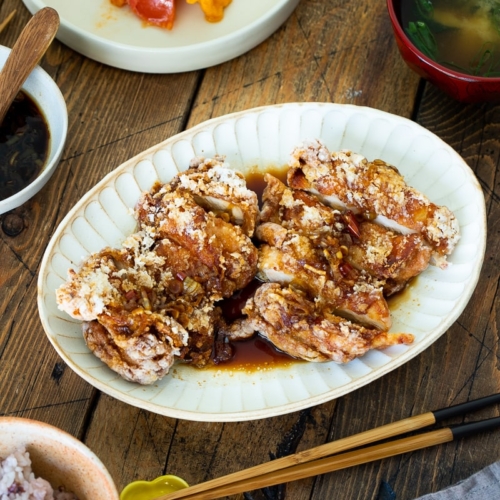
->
{"left": 56, "top": 231, "right": 208, "bottom": 322}
{"left": 55, "top": 234, "right": 192, "bottom": 385}
{"left": 235, "top": 283, "right": 413, "bottom": 363}
{"left": 219, "top": 316, "right": 257, "bottom": 342}
{"left": 57, "top": 156, "right": 261, "bottom": 382}
{"left": 259, "top": 173, "right": 431, "bottom": 295}
{"left": 136, "top": 190, "right": 258, "bottom": 301}
{"left": 161, "top": 156, "right": 259, "bottom": 237}
{"left": 256, "top": 223, "right": 330, "bottom": 284}
{"left": 56, "top": 231, "right": 218, "bottom": 380}
{"left": 83, "top": 308, "right": 188, "bottom": 385}
{"left": 56, "top": 236, "right": 168, "bottom": 322}
{"left": 259, "top": 173, "right": 345, "bottom": 241}
{"left": 347, "top": 220, "right": 432, "bottom": 295}
{"left": 287, "top": 140, "right": 460, "bottom": 268}
{"left": 256, "top": 222, "right": 392, "bottom": 331}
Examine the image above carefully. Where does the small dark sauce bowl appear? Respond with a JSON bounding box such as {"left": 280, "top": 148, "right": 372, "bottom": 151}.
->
{"left": 387, "top": 0, "right": 500, "bottom": 103}
{"left": 0, "top": 44, "right": 67, "bottom": 215}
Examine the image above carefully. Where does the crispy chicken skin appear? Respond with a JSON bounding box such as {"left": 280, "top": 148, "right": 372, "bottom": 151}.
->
{"left": 259, "top": 173, "right": 345, "bottom": 241}
{"left": 259, "top": 174, "right": 431, "bottom": 296}
{"left": 287, "top": 140, "right": 460, "bottom": 268}
{"left": 83, "top": 310, "right": 187, "bottom": 385}
{"left": 56, "top": 240, "right": 164, "bottom": 323}
{"left": 57, "top": 159, "right": 260, "bottom": 384}
{"left": 235, "top": 283, "right": 413, "bottom": 363}
{"left": 256, "top": 224, "right": 392, "bottom": 330}
{"left": 348, "top": 220, "right": 432, "bottom": 295}
{"left": 55, "top": 238, "right": 203, "bottom": 384}
{"left": 160, "top": 156, "right": 259, "bottom": 237}
{"left": 136, "top": 189, "right": 258, "bottom": 301}
{"left": 257, "top": 175, "right": 395, "bottom": 330}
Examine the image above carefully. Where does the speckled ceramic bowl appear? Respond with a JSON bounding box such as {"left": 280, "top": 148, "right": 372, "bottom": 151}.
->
{"left": 0, "top": 417, "right": 119, "bottom": 500}
{"left": 0, "top": 44, "right": 67, "bottom": 215}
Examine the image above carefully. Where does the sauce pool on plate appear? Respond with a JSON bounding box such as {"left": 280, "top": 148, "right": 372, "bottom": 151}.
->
{"left": 0, "top": 90, "right": 50, "bottom": 202}
{"left": 213, "top": 167, "right": 299, "bottom": 372}
{"left": 217, "top": 278, "right": 301, "bottom": 371}
{"left": 245, "top": 166, "right": 288, "bottom": 205}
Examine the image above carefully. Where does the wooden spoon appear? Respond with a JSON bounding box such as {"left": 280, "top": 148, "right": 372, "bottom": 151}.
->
{"left": 0, "top": 7, "right": 60, "bottom": 124}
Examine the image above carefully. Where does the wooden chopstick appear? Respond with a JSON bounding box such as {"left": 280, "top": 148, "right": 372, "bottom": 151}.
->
{"left": 0, "top": 9, "right": 16, "bottom": 34}
{"left": 154, "top": 393, "right": 500, "bottom": 500}
{"left": 163, "top": 417, "right": 500, "bottom": 500}
{"left": 170, "top": 428, "right": 454, "bottom": 500}
{"left": 155, "top": 413, "right": 435, "bottom": 500}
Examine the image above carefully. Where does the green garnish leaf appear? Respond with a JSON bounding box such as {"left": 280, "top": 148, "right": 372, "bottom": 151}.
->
{"left": 405, "top": 21, "right": 438, "bottom": 60}
{"left": 416, "top": 0, "right": 433, "bottom": 17}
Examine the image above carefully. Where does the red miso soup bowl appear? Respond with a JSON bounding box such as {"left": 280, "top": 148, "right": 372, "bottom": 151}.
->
{"left": 387, "top": 0, "right": 500, "bottom": 103}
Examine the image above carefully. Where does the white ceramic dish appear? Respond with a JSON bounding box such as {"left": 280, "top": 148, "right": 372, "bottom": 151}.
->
{"left": 0, "top": 45, "right": 67, "bottom": 215}
{"left": 37, "top": 102, "right": 486, "bottom": 422}
{"left": 22, "top": 0, "right": 300, "bottom": 73}
{"left": 0, "top": 417, "right": 119, "bottom": 499}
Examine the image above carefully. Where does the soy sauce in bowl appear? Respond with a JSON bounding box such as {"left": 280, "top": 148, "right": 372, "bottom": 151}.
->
{"left": 0, "top": 90, "right": 50, "bottom": 202}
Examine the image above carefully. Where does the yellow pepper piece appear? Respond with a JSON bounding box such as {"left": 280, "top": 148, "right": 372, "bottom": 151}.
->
{"left": 186, "top": 0, "right": 232, "bottom": 23}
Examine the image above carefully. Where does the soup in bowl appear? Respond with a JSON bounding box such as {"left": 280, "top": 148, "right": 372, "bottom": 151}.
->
{"left": 387, "top": 0, "right": 500, "bottom": 102}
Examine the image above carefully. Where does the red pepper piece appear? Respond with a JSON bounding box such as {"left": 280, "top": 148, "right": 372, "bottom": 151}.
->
{"left": 125, "top": 290, "right": 138, "bottom": 301}
{"left": 339, "top": 260, "right": 356, "bottom": 279}
{"left": 343, "top": 211, "right": 361, "bottom": 240}
{"left": 128, "top": 0, "right": 176, "bottom": 29}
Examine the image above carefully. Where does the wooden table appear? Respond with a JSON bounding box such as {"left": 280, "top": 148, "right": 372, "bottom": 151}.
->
{"left": 1, "top": 1, "right": 499, "bottom": 499}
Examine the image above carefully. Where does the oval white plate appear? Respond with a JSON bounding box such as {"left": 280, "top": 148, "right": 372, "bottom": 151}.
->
{"left": 22, "top": 0, "right": 299, "bottom": 73}
{"left": 38, "top": 103, "right": 486, "bottom": 422}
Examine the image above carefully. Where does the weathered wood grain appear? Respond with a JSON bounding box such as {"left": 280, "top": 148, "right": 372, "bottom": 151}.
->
{"left": 0, "top": 0, "right": 200, "bottom": 436}
{"left": 0, "top": 0, "right": 499, "bottom": 499}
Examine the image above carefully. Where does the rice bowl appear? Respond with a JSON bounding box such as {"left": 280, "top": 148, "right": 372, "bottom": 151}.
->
{"left": 0, "top": 417, "right": 119, "bottom": 500}
{"left": 0, "top": 448, "right": 77, "bottom": 499}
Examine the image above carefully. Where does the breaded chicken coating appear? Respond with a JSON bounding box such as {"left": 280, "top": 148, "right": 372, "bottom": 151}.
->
{"left": 57, "top": 160, "right": 260, "bottom": 383}
{"left": 348, "top": 220, "right": 432, "bottom": 295}
{"left": 56, "top": 240, "right": 192, "bottom": 384}
{"left": 259, "top": 173, "right": 345, "bottom": 242}
{"left": 256, "top": 223, "right": 392, "bottom": 331}
{"left": 159, "top": 156, "right": 259, "bottom": 237}
{"left": 136, "top": 189, "right": 258, "bottom": 301}
{"left": 259, "top": 174, "right": 431, "bottom": 296}
{"left": 287, "top": 140, "right": 459, "bottom": 268}
{"left": 83, "top": 311, "right": 187, "bottom": 385}
{"left": 234, "top": 283, "right": 413, "bottom": 363}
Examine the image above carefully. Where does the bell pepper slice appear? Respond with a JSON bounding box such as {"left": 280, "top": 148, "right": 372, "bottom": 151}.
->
{"left": 186, "top": 0, "right": 232, "bottom": 23}
{"left": 127, "top": 0, "right": 176, "bottom": 29}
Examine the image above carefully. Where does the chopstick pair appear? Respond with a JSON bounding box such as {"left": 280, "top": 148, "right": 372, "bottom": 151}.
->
{"left": 153, "top": 393, "right": 500, "bottom": 500}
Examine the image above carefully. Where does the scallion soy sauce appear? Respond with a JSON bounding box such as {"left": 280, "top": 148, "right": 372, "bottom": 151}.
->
{"left": 0, "top": 91, "right": 50, "bottom": 202}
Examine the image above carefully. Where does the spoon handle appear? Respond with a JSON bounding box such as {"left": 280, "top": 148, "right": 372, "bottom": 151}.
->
{"left": 0, "top": 7, "right": 60, "bottom": 124}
